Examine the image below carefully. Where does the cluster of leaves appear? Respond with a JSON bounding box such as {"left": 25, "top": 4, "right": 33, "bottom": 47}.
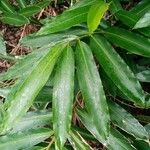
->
{"left": 0, "top": 0, "right": 150, "bottom": 149}
{"left": 0, "top": 0, "right": 51, "bottom": 26}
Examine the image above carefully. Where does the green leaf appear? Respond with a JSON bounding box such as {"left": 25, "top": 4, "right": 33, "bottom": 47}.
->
{"left": 69, "top": 0, "right": 98, "bottom": 10}
{"left": 19, "top": 6, "right": 42, "bottom": 17}
{"left": 103, "top": 27, "right": 150, "bottom": 57}
{"left": 0, "top": 53, "right": 41, "bottom": 82}
{"left": 35, "top": 86, "right": 52, "bottom": 103}
{"left": 108, "top": 100, "right": 149, "bottom": 140}
{"left": 130, "top": 0, "right": 150, "bottom": 17}
{"left": 116, "top": 10, "right": 139, "bottom": 28}
{"left": 145, "top": 124, "right": 150, "bottom": 138}
{"left": 36, "top": 0, "right": 51, "bottom": 9}
{"left": 26, "top": 146, "right": 45, "bottom": 150}
{"left": 0, "top": 46, "right": 51, "bottom": 82}
{"left": 115, "top": 10, "right": 150, "bottom": 37}
{"left": 0, "top": 13, "right": 29, "bottom": 26}
{"left": 0, "top": 88, "right": 10, "bottom": 98}
{"left": 72, "top": 126, "right": 96, "bottom": 141}
{"left": 37, "top": 5, "right": 90, "bottom": 35}
{"left": 0, "top": 128, "right": 53, "bottom": 150}
{"left": 16, "top": 0, "right": 26, "bottom": 8}
{"left": 76, "top": 41, "right": 110, "bottom": 140}
{"left": 87, "top": 1, "right": 109, "bottom": 32}
{"left": 133, "top": 140, "right": 150, "bottom": 150}
{"left": 136, "top": 115, "right": 150, "bottom": 124}
{"left": 21, "top": 31, "right": 81, "bottom": 49}
{"left": 0, "top": 34, "right": 6, "bottom": 55}
{"left": 69, "top": 130, "right": 92, "bottom": 150}
{"left": 107, "top": 0, "right": 122, "bottom": 14}
{"left": 136, "top": 70, "right": 150, "bottom": 83}
{"left": 53, "top": 45, "right": 74, "bottom": 149}
{"left": 0, "top": 43, "right": 66, "bottom": 134}
{"left": 0, "top": 0, "right": 15, "bottom": 13}
{"left": 134, "top": 11, "right": 150, "bottom": 29}
{"left": 11, "top": 110, "right": 52, "bottom": 133}
{"left": 77, "top": 109, "right": 136, "bottom": 150}
{"left": 91, "top": 35, "right": 146, "bottom": 107}
{"left": 0, "top": 54, "right": 16, "bottom": 62}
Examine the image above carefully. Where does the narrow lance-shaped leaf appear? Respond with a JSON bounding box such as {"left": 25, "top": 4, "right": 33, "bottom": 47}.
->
{"left": 77, "top": 109, "right": 136, "bottom": 150}
{"left": 37, "top": 5, "right": 90, "bottom": 35}
{"left": 16, "top": 0, "right": 26, "bottom": 8}
{"left": 115, "top": 10, "right": 150, "bottom": 37}
{"left": 103, "top": 27, "right": 150, "bottom": 57}
{"left": 0, "top": 88, "right": 10, "bottom": 98}
{"left": 76, "top": 41, "right": 110, "bottom": 140}
{"left": 134, "top": 11, "right": 150, "bottom": 29}
{"left": 136, "top": 70, "right": 150, "bottom": 83}
{"left": 69, "top": 0, "right": 98, "bottom": 11}
{"left": 87, "top": 1, "right": 109, "bottom": 32}
{"left": 35, "top": 86, "right": 52, "bottom": 103}
{"left": 0, "top": 13, "right": 29, "bottom": 26}
{"left": 130, "top": 0, "right": 150, "bottom": 17}
{"left": 108, "top": 100, "right": 149, "bottom": 140}
{"left": 25, "top": 146, "right": 45, "bottom": 150}
{"left": 36, "top": 0, "right": 51, "bottom": 9}
{"left": 21, "top": 31, "right": 82, "bottom": 49}
{"left": 53, "top": 45, "right": 74, "bottom": 149}
{"left": 115, "top": 10, "right": 139, "bottom": 28}
{"left": 69, "top": 130, "right": 92, "bottom": 150}
{"left": 0, "top": 43, "right": 66, "bottom": 134}
{"left": 107, "top": 0, "right": 122, "bottom": 14}
{"left": 19, "top": 6, "right": 42, "bottom": 17}
{"left": 0, "top": 34, "right": 6, "bottom": 55}
{"left": 0, "top": 48, "right": 47, "bottom": 81}
{"left": 145, "top": 124, "right": 150, "bottom": 138}
{"left": 0, "top": 0, "right": 15, "bottom": 13}
{"left": 11, "top": 110, "right": 52, "bottom": 133}
{"left": 0, "top": 128, "right": 53, "bottom": 150}
{"left": 133, "top": 140, "right": 150, "bottom": 150}
{"left": 90, "top": 35, "right": 146, "bottom": 107}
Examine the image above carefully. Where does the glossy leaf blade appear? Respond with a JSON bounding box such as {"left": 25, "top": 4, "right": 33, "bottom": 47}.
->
{"left": 21, "top": 32, "right": 80, "bottom": 49}
{"left": 0, "top": 128, "right": 53, "bottom": 150}
{"left": 0, "top": 13, "right": 29, "bottom": 26}
{"left": 103, "top": 27, "right": 150, "bottom": 57}
{"left": 53, "top": 46, "right": 74, "bottom": 149}
{"left": 115, "top": 10, "right": 150, "bottom": 37}
{"left": 145, "top": 124, "right": 150, "bottom": 138}
{"left": 0, "top": 43, "right": 65, "bottom": 134}
{"left": 76, "top": 41, "right": 110, "bottom": 140}
{"left": 69, "top": 130, "right": 92, "bottom": 150}
{"left": 35, "top": 86, "right": 52, "bottom": 102}
{"left": 108, "top": 100, "right": 149, "bottom": 140}
{"left": 0, "top": 0, "right": 15, "bottom": 13}
{"left": 19, "top": 6, "right": 42, "bottom": 17}
{"left": 87, "top": 1, "right": 109, "bottom": 32}
{"left": 136, "top": 70, "right": 150, "bottom": 83}
{"left": 77, "top": 109, "right": 136, "bottom": 150}
{"left": 16, "top": 0, "right": 26, "bottom": 8}
{"left": 0, "top": 34, "right": 6, "bottom": 55}
{"left": 37, "top": 5, "right": 90, "bottom": 35}
{"left": 116, "top": 10, "right": 139, "bottom": 28}
{"left": 36, "top": 0, "right": 51, "bottom": 9}
{"left": 130, "top": 0, "right": 150, "bottom": 17}
{"left": 12, "top": 110, "right": 52, "bottom": 133}
{"left": 91, "top": 35, "right": 146, "bottom": 107}
{"left": 107, "top": 0, "right": 122, "bottom": 13}
{"left": 134, "top": 11, "right": 150, "bottom": 29}
{"left": 69, "top": 0, "right": 98, "bottom": 10}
